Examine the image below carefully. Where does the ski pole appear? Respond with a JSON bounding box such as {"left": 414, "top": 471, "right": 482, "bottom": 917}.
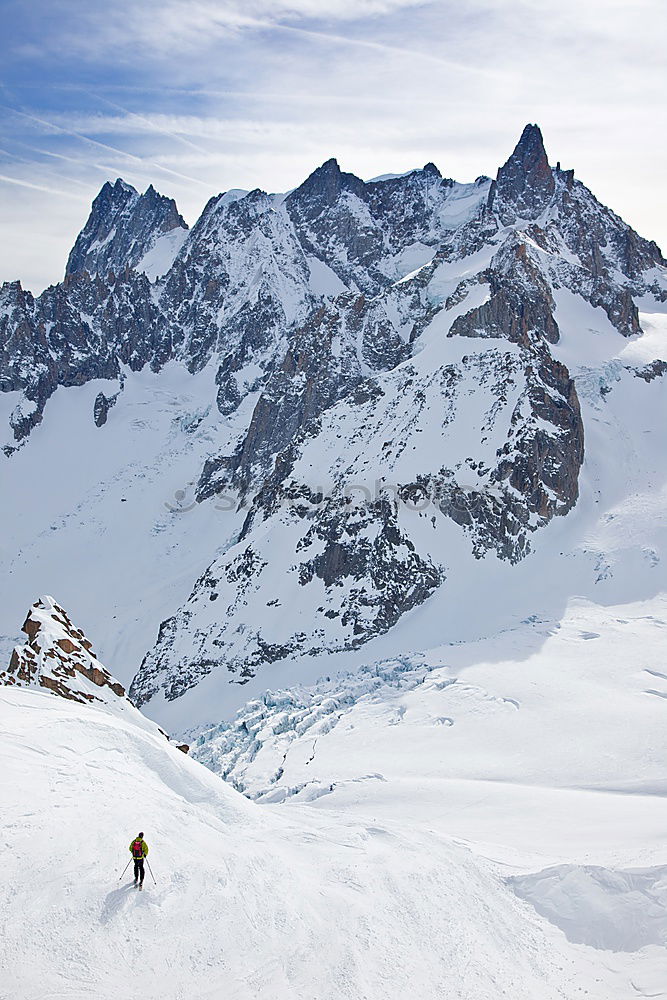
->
{"left": 118, "top": 859, "right": 132, "bottom": 881}
{"left": 146, "top": 859, "right": 157, "bottom": 885}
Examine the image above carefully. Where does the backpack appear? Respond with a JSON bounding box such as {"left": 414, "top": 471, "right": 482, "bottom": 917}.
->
{"left": 132, "top": 839, "right": 144, "bottom": 858}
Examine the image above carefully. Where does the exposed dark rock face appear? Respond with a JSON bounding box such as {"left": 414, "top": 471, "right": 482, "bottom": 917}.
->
{"left": 489, "top": 124, "right": 555, "bottom": 223}
{"left": 3, "top": 125, "right": 666, "bottom": 706}
{"left": 1, "top": 268, "right": 166, "bottom": 445}
{"left": 93, "top": 390, "right": 119, "bottom": 427}
{"left": 631, "top": 360, "right": 667, "bottom": 382}
{"left": 297, "top": 496, "right": 444, "bottom": 636}
{"left": 287, "top": 158, "right": 367, "bottom": 222}
{"left": 285, "top": 159, "right": 455, "bottom": 294}
{"left": 198, "top": 292, "right": 409, "bottom": 503}
{"left": 66, "top": 179, "right": 187, "bottom": 278}
{"left": 130, "top": 492, "right": 444, "bottom": 708}
{"left": 449, "top": 238, "right": 560, "bottom": 348}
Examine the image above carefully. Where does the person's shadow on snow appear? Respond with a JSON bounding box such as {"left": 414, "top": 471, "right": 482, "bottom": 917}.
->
{"left": 100, "top": 883, "right": 138, "bottom": 925}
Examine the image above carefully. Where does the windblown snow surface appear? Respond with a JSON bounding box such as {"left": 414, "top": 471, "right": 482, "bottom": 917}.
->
{"left": 2, "top": 683, "right": 665, "bottom": 1000}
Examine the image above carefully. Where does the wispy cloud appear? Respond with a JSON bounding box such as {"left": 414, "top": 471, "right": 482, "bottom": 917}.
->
{"left": 102, "top": 0, "right": 501, "bottom": 78}
{"left": 0, "top": 171, "right": 82, "bottom": 199}
{"left": 87, "top": 92, "right": 214, "bottom": 156}
{"left": 7, "top": 137, "right": 127, "bottom": 176}
{"left": 67, "top": 0, "right": 433, "bottom": 55}
{"left": 0, "top": 0, "right": 665, "bottom": 293}
{"left": 1, "top": 105, "right": 212, "bottom": 189}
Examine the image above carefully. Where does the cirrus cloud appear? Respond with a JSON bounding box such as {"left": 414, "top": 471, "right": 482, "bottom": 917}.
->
{"left": 0, "top": 0, "right": 665, "bottom": 292}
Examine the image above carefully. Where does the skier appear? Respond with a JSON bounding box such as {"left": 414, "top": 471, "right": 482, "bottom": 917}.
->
{"left": 129, "top": 832, "right": 149, "bottom": 887}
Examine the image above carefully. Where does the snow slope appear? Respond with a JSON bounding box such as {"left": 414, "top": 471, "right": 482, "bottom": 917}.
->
{"left": 178, "top": 592, "right": 667, "bottom": 997}
{"left": 0, "top": 361, "right": 249, "bottom": 681}
{"left": 0, "top": 684, "right": 632, "bottom": 1000}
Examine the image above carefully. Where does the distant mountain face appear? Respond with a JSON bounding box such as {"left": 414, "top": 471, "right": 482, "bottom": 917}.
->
{"left": 65, "top": 178, "right": 188, "bottom": 280}
{"left": 2, "top": 124, "right": 666, "bottom": 715}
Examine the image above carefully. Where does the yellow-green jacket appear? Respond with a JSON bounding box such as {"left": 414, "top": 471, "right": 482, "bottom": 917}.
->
{"left": 129, "top": 837, "right": 149, "bottom": 858}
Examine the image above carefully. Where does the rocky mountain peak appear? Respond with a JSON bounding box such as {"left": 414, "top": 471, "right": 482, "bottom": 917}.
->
{"left": 1, "top": 278, "right": 26, "bottom": 296}
{"left": 2, "top": 125, "right": 667, "bottom": 712}
{"left": 286, "top": 157, "right": 366, "bottom": 221}
{"left": 422, "top": 162, "right": 441, "bottom": 178}
{"left": 0, "top": 596, "right": 127, "bottom": 705}
{"left": 65, "top": 178, "right": 187, "bottom": 279}
{"left": 490, "top": 123, "right": 555, "bottom": 222}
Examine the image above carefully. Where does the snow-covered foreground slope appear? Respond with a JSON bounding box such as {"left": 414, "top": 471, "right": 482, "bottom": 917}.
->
{"left": 177, "top": 594, "right": 667, "bottom": 996}
{"left": 2, "top": 684, "right": 648, "bottom": 1000}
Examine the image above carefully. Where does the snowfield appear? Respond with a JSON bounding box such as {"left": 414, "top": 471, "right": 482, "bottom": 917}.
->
{"left": 189, "top": 597, "right": 667, "bottom": 818}
{"left": 2, "top": 684, "right": 665, "bottom": 1000}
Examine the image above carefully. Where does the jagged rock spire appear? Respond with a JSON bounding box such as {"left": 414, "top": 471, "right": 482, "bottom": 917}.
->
{"left": 66, "top": 179, "right": 187, "bottom": 279}
{"left": 489, "top": 123, "right": 555, "bottom": 222}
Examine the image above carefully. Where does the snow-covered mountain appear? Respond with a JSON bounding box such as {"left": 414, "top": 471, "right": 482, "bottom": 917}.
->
{"left": 2, "top": 122, "right": 667, "bottom": 998}
{"left": 1, "top": 123, "right": 666, "bottom": 724}
{"left": 65, "top": 178, "right": 188, "bottom": 280}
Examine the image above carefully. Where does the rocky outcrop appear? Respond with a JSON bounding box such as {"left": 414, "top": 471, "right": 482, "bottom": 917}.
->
{"left": 450, "top": 238, "right": 560, "bottom": 348}
{"left": 632, "top": 360, "right": 667, "bottom": 382}
{"left": 1, "top": 596, "right": 127, "bottom": 705}
{"left": 93, "top": 389, "right": 119, "bottom": 427}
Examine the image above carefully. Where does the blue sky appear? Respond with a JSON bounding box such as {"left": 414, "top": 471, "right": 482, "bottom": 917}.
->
{"left": 1, "top": 0, "right": 665, "bottom": 292}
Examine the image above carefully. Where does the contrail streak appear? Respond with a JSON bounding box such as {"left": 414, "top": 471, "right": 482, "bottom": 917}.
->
{"left": 9, "top": 81, "right": 450, "bottom": 108}
{"left": 8, "top": 138, "right": 149, "bottom": 183}
{"left": 0, "top": 172, "right": 82, "bottom": 199}
{"left": 0, "top": 141, "right": 98, "bottom": 189}
{"left": 1, "top": 105, "right": 211, "bottom": 189}
{"left": 166, "top": 6, "right": 506, "bottom": 79}
{"left": 265, "top": 19, "right": 504, "bottom": 78}
{"left": 87, "top": 91, "right": 213, "bottom": 156}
